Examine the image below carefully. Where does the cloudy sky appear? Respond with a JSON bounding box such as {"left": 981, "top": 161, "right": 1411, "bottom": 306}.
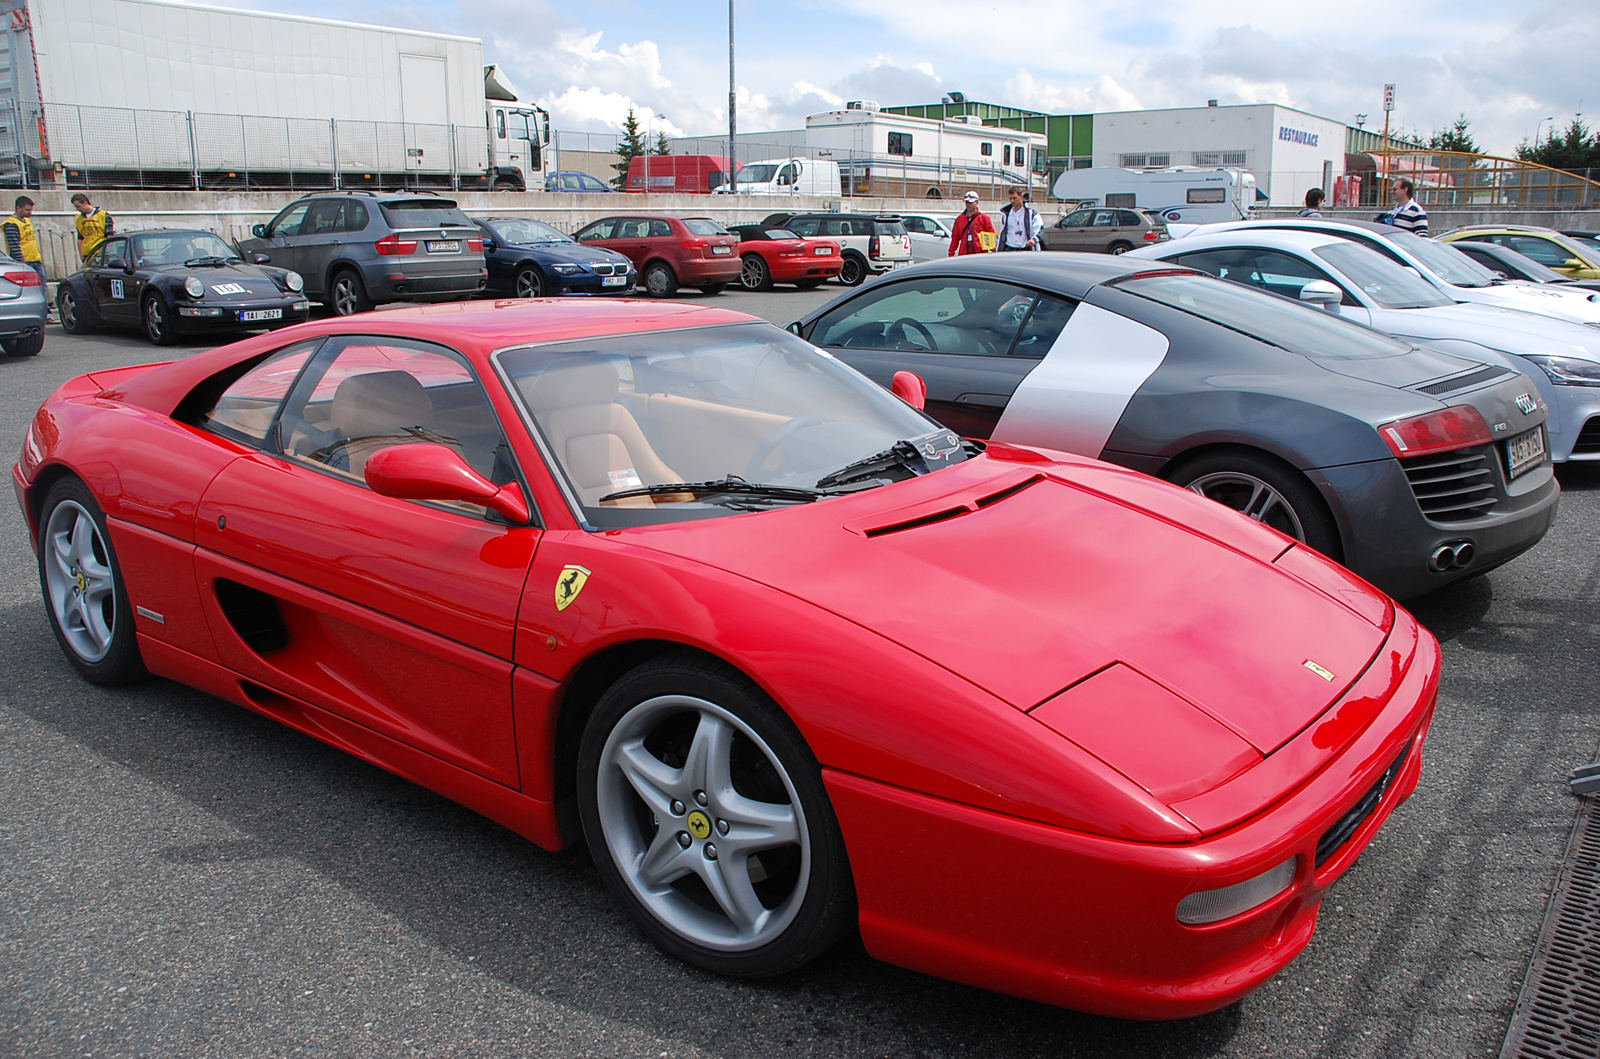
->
{"left": 206, "top": 0, "right": 1592, "bottom": 154}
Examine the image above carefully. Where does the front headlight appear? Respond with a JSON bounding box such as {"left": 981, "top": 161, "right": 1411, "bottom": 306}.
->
{"left": 284, "top": 270, "right": 304, "bottom": 292}
{"left": 183, "top": 276, "right": 205, "bottom": 298}
{"left": 1523, "top": 355, "right": 1600, "bottom": 386}
{"left": 551, "top": 263, "right": 586, "bottom": 276}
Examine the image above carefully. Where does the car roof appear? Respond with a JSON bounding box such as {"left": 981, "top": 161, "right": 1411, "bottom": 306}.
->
{"left": 829, "top": 252, "right": 1189, "bottom": 300}
{"left": 1243, "top": 218, "right": 1397, "bottom": 237}
{"left": 1149, "top": 226, "right": 1349, "bottom": 254}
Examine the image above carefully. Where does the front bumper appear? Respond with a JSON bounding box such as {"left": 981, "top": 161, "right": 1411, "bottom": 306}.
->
{"left": 827, "top": 615, "right": 1439, "bottom": 1019}
{"left": 175, "top": 299, "right": 312, "bottom": 333}
{"left": 551, "top": 272, "right": 637, "bottom": 296}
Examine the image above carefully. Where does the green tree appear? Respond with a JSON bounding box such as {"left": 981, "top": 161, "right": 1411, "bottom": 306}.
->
{"left": 1426, "top": 114, "right": 1479, "bottom": 154}
{"left": 1517, "top": 115, "right": 1600, "bottom": 176}
{"left": 612, "top": 108, "right": 648, "bottom": 190}
{"left": 654, "top": 129, "right": 672, "bottom": 155}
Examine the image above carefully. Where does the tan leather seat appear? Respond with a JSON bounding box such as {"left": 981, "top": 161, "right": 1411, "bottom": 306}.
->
{"left": 523, "top": 358, "right": 679, "bottom": 504}
{"left": 326, "top": 370, "right": 435, "bottom": 479}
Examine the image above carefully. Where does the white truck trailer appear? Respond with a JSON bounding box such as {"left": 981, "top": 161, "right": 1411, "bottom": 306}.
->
{"left": 0, "top": 0, "right": 550, "bottom": 190}
{"left": 1051, "top": 166, "right": 1258, "bottom": 224}
{"left": 805, "top": 104, "right": 1046, "bottom": 201}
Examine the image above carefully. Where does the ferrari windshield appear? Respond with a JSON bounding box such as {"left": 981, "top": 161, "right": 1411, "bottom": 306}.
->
{"left": 498, "top": 322, "right": 949, "bottom": 527}
{"left": 1383, "top": 230, "right": 1500, "bottom": 287}
{"left": 1118, "top": 272, "right": 1414, "bottom": 359}
{"left": 133, "top": 232, "right": 240, "bottom": 266}
{"left": 490, "top": 218, "right": 573, "bottom": 244}
{"left": 1315, "top": 242, "right": 1455, "bottom": 309}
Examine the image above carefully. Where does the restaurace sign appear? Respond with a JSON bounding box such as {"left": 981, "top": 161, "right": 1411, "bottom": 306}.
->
{"left": 1278, "top": 126, "right": 1320, "bottom": 147}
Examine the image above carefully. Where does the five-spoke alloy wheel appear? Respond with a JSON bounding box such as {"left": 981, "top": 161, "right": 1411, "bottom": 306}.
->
{"left": 578, "top": 654, "right": 854, "bottom": 977}
{"left": 38, "top": 478, "right": 145, "bottom": 684}
{"left": 1171, "top": 450, "right": 1339, "bottom": 558}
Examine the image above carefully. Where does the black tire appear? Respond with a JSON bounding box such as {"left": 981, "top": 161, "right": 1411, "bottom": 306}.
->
{"left": 492, "top": 178, "right": 520, "bottom": 191}
{"left": 577, "top": 652, "right": 856, "bottom": 979}
{"left": 1107, "top": 242, "right": 1134, "bottom": 255}
{"left": 699, "top": 282, "right": 727, "bottom": 296}
{"left": 329, "top": 269, "right": 373, "bottom": 316}
{"left": 514, "top": 266, "right": 545, "bottom": 299}
{"left": 793, "top": 279, "right": 825, "bottom": 290}
{"left": 141, "top": 294, "right": 178, "bottom": 346}
{"left": 839, "top": 254, "right": 867, "bottom": 286}
{"left": 2, "top": 332, "right": 43, "bottom": 356}
{"left": 644, "top": 261, "right": 679, "bottom": 297}
{"left": 58, "top": 286, "right": 94, "bottom": 334}
{"left": 741, "top": 253, "right": 773, "bottom": 291}
{"left": 1166, "top": 449, "right": 1341, "bottom": 559}
{"left": 36, "top": 477, "right": 146, "bottom": 685}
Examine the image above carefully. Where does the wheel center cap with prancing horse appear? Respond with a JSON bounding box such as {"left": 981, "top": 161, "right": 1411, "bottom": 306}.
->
{"left": 685, "top": 810, "right": 712, "bottom": 840}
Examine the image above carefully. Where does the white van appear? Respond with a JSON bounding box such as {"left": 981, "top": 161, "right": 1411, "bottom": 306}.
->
{"left": 717, "top": 157, "right": 842, "bottom": 196}
{"left": 1051, "top": 167, "right": 1257, "bottom": 225}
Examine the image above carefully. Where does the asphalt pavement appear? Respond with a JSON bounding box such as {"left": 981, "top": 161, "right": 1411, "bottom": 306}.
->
{"left": 3, "top": 288, "right": 1597, "bottom": 1058}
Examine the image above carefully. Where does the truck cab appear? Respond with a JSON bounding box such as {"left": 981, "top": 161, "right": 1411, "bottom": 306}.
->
{"left": 485, "top": 104, "right": 551, "bottom": 191}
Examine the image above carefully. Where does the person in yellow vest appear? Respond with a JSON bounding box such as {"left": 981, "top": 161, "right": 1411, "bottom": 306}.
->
{"left": 72, "top": 193, "right": 113, "bottom": 261}
{"left": 2, "top": 196, "right": 44, "bottom": 283}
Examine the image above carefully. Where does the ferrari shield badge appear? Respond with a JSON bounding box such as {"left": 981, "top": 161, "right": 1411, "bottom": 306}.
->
{"left": 554, "top": 565, "right": 591, "bottom": 611}
{"left": 1302, "top": 659, "right": 1336, "bottom": 682}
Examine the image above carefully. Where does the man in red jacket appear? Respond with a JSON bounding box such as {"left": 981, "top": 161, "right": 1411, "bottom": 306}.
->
{"left": 949, "top": 191, "right": 996, "bottom": 256}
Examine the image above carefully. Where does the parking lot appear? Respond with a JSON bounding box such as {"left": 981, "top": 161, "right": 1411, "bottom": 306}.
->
{"left": 3, "top": 291, "right": 1597, "bottom": 1058}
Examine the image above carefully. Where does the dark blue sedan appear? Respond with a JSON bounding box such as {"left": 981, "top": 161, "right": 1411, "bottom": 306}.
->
{"left": 474, "top": 217, "right": 636, "bottom": 297}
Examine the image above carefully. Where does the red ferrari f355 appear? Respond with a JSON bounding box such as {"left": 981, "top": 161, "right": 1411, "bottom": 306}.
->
{"left": 15, "top": 299, "right": 1439, "bottom": 1019}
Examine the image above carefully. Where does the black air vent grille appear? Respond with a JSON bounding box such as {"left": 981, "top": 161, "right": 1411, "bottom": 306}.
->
{"left": 215, "top": 579, "right": 288, "bottom": 654}
{"left": 1573, "top": 417, "right": 1600, "bottom": 456}
{"left": 1316, "top": 743, "right": 1409, "bottom": 868}
{"left": 1415, "top": 365, "right": 1512, "bottom": 395}
{"left": 1400, "top": 448, "right": 1498, "bottom": 521}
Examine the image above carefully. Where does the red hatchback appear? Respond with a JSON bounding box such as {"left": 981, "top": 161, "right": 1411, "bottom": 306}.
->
{"left": 730, "top": 224, "right": 843, "bottom": 290}
{"left": 572, "top": 215, "right": 742, "bottom": 297}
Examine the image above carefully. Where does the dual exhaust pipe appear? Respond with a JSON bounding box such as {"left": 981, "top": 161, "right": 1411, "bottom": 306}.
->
{"left": 1429, "top": 540, "right": 1476, "bottom": 573}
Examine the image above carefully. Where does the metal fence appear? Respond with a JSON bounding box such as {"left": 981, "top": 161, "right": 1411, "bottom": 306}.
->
{"left": 2, "top": 100, "right": 497, "bottom": 191}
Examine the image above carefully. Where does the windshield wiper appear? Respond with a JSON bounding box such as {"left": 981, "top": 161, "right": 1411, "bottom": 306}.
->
{"left": 814, "top": 441, "right": 926, "bottom": 490}
{"left": 597, "top": 476, "right": 823, "bottom": 504}
{"left": 185, "top": 256, "right": 237, "bottom": 267}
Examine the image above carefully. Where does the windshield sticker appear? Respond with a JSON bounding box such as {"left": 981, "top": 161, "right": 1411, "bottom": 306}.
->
{"left": 211, "top": 283, "right": 246, "bottom": 295}
{"left": 555, "top": 565, "right": 591, "bottom": 612}
{"left": 607, "top": 468, "right": 643, "bottom": 489}
{"left": 911, "top": 429, "right": 964, "bottom": 472}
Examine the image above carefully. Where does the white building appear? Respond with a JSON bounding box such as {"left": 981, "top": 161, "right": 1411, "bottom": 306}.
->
{"left": 1093, "top": 103, "right": 1346, "bottom": 209}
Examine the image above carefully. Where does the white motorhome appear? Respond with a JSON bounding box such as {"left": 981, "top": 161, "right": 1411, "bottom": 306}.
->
{"left": 716, "top": 157, "right": 841, "bottom": 196}
{"left": 1052, "top": 167, "right": 1258, "bottom": 224}
{"left": 1, "top": 0, "right": 551, "bottom": 190}
{"left": 806, "top": 104, "right": 1046, "bottom": 201}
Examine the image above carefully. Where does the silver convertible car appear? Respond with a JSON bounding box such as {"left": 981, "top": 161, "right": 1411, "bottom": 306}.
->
{"left": 790, "top": 255, "right": 1559, "bottom": 600}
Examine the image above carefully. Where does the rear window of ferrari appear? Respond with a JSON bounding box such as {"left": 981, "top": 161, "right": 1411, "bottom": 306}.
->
{"left": 1116, "top": 272, "right": 1413, "bottom": 360}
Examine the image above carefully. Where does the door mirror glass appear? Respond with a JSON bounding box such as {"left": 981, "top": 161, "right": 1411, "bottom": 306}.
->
{"left": 785, "top": 321, "right": 803, "bottom": 336}
{"left": 364, "top": 443, "right": 531, "bottom": 523}
{"left": 251, "top": 224, "right": 268, "bottom": 238}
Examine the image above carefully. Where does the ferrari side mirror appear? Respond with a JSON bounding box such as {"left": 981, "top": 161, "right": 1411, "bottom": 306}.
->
{"left": 364, "top": 443, "right": 532, "bottom": 524}
{"left": 892, "top": 370, "right": 928, "bottom": 410}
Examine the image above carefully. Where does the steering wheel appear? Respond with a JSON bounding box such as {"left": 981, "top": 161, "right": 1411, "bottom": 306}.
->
{"left": 889, "top": 317, "right": 937, "bottom": 351}
{"left": 745, "top": 415, "right": 824, "bottom": 479}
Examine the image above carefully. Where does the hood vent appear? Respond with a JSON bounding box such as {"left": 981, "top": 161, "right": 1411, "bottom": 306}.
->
{"left": 976, "top": 474, "right": 1044, "bottom": 508}
{"left": 1414, "top": 365, "right": 1512, "bottom": 395}
{"left": 859, "top": 475, "right": 1045, "bottom": 538}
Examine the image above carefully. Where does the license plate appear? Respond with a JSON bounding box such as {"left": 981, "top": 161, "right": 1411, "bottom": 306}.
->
{"left": 1506, "top": 426, "right": 1546, "bottom": 478}
{"left": 813, "top": 246, "right": 830, "bottom": 256}
{"left": 711, "top": 245, "right": 732, "bottom": 255}
{"left": 426, "top": 240, "right": 461, "bottom": 253}
{"left": 886, "top": 261, "right": 909, "bottom": 270}
{"left": 239, "top": 308, "right": 282, "bottom": 322}
{"left": 602, "top": 275, "right": 627, "bottom": 287}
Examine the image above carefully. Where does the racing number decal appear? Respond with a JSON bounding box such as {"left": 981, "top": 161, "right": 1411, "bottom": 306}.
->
{"left": 212, "top": 283, "right": 246, "bottom": 295}
{"left": 554, "top": 564, "right": 591, "bottom": 611}
{"left": 110, "top": 279, "right": 125, "bottom": 299}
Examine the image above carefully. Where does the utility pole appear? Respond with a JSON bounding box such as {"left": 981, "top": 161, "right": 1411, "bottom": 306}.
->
{"left": 1381, "top": 84, "right": 1394, "bottom": 208}
{"left": 728, "top": 0, "right": 736, "bottom": 194}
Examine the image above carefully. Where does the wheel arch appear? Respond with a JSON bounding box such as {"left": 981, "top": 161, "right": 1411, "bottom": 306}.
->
{"left": 22, "top": 462, "right": 84, "bottom": 546}
{"left": 1156, "top": 441, "right": 1348, "bottom": 561}
{"left": 323, "top": 259, "right": 365, "bottom": 296}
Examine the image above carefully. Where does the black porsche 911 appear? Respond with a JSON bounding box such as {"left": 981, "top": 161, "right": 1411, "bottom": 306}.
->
{"left": 57, "top": 229, "right": 313, "bottom": 345}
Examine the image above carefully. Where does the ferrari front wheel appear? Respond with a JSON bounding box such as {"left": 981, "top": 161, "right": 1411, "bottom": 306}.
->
{"left": 578, "top": 653, "right": 855, "bottom": 978}
{"left": 38, "top": 478, "right": 145, "bottom": 685}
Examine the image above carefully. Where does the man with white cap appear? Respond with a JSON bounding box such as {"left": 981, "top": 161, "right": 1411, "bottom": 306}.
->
{"left": 948, "top": 190, "right": 996, "bottom": 256}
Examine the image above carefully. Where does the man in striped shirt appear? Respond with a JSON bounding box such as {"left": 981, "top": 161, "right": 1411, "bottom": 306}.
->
{"left": 1379, "top": 178, "right": 1428, "bottom": 235}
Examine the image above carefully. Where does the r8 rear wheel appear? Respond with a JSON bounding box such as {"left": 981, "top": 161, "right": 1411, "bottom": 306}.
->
{"left": 1169, "top": 450, "right": 1340, "bottom": 559}
{"left": 37, "top": 477, "right": 146, "bottom": 685}
{"left": 578, "top": 653, "right": 855, "bottom": 978}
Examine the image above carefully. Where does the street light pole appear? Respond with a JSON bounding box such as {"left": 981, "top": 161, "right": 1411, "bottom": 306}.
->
{"left": 728, "top": 0, "right": 737, "bottom": 195}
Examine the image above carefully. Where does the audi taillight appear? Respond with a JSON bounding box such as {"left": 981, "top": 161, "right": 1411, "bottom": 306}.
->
{"left": 681, "top": 239, "right": 706, "bottom": 249}
{"left": 375, "top": 234, "right": 418, "bottom": 255}
{"left": 3, "top": 270, "right": 42, "bottom": 286}
{"left": 1378, "top": 406, "right": 1494, "bottom": 458}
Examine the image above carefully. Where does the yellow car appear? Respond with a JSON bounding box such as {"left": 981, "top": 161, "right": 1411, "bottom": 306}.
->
{"left": 1441, "top": 225, "right": 1600, "bottom": 280}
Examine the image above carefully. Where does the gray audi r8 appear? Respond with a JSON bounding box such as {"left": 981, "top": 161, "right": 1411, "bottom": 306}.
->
{"left": 790, "top": 255, "right": 1559, "bottom": 600}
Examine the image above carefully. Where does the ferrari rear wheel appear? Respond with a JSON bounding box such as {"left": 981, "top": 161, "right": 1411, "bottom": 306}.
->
{"left": 58, "top": 287, "right": 94, "bottom": 334}
{"left": 142, "top": 295, "right": 177, "bottom": 346}
{"left": 741, "top": 254, "right": 773, "bottom": 291}
{"left": 1170, "top": 450, "right": 1340, "bottom": 558}
{"left": 578, "top": 653, "right": 855, "bottom": 978}
{"left": 38, "top": 477, "right": 145, "bottom": 685}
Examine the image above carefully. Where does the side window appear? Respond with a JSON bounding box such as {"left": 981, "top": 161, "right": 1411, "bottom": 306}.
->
{"left": 268, "top": 202, "right": 311, "bottom": 238}
{"left": 1092, "top": 210, "right": 1117, "bottom": 227}
{"left": 83, "top": 243, "right": 106, "bottom": 268}
{"left": 277, "top": 337, "right": 517, "bottom": 514}
{"left": 99, "top": 237, "right": 129, "bottom": 265}
{"left": 561, "top": 174, "right": 581, "bottom": 190}
{"left": 341, "top": 201, "right": 369, "bottom": 232}
{"left": 1177, "top": 248, "right": 1339, "bottom": 301}
{"left": 1505, "top": 235, "right": 1568, "bottom": 267}
{"left": 196, "top": 340, "right": 320, "bottom": 444}
{"left": 1003, "top": 145, "right": 1012, "bottom": 165}
{"left": 1060, "top": 210, "right": 1093, "bottom": 228}
{"left": 810, "top": 277, "right": 1037, "bottom": 357}
{"left": 576, "top": 219, "right": 616, "bottom": 240}
{"left": 981, "top": 142, "right": 993, "bottom": 157}
{"left": 1119, "top": 211, "right": 1143, "bottom": 227}
{"left": 650, "top": 219, "right": 673, "bottom": 237}
{"left": 304, "top": 200, "right": 342, "bottom": 234}
{"left": 1010, "top": 295, "right": 1078, "bottom": 358}
{"left": 788, "top": 217, "right": 821, "bottom": 236}
{"left": 777, "top": 164, "right": 798, "bottom": 186}
{"left": 496, "top": 110, "right": 507, "bottom": 139}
